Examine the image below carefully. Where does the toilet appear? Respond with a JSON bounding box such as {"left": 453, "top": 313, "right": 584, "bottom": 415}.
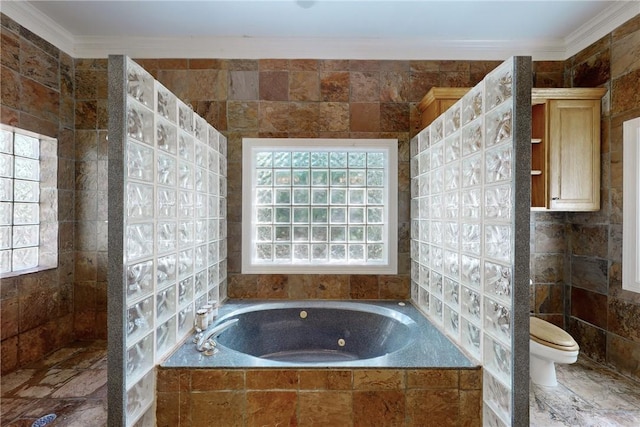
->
{"left": 529, "top": 317, "right": 579, "bottom": 386}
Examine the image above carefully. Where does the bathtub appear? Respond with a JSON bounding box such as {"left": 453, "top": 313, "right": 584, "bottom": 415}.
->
{"left": 163, "top": 300, "right": 475, "bottom": 368}
{"left": 159, "top": 301, "right": 482, "bottom": 426}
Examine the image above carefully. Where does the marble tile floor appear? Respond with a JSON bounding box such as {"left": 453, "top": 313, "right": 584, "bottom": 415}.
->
{"left": 531, "top": 356, "right": 640, "bottom": 426}
{"left": 1, "top": 341, "right": 107, "bottom": 427}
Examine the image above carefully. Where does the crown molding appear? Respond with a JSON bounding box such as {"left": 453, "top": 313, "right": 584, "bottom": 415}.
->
{"left": 1, "top": 0, "right": 75, "bottom": 56}
{"left": 73, "top": 35, "right": 567, "bottom": 61}
{"left": 565, "top": 0, "right": 640, "bottom": 58}
{"left": 2, "top": 0, "right": 638, "bottom": 61}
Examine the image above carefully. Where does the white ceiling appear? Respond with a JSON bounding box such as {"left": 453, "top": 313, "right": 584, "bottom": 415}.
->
{"left": 3, "top": 1, "right": 640, "bottom": 60}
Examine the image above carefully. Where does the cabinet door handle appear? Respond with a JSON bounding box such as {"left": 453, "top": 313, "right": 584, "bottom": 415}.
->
{"left": 551, "top": 197, "right": 559, "bottom": 200}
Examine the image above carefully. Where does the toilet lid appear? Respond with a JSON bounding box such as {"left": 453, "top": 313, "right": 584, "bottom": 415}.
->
{"left": 530, "top": 317, "right": 579, "bottom": 351}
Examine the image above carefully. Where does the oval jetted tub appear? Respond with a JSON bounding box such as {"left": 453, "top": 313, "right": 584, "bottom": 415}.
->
{"left": 164, "top": 300, "right": 475, "bottom": 368}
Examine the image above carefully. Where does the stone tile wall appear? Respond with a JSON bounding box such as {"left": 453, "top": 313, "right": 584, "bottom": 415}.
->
{"left": 156, "top": 366, "right": 482, "bottom": 426}
{"left": 0, "top": 14, "right": 75, "bottom": 372}
{"left": 563, "top": 14, "right": 640, "bottom": 381}
{"left": 136, "top": 58, "right": 548, "bottom": 301}
{"left": 72, "top": 58, "right": 108, "bottom": 340}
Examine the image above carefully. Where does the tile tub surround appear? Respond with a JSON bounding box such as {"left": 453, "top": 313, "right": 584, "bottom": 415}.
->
{"left": 156, "top": 366, "right": 482, "bottom": 426}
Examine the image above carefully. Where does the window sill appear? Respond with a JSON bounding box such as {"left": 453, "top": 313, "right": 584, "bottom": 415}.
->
{"left": 0, "top": 263, "right": 57, "bottom": 279}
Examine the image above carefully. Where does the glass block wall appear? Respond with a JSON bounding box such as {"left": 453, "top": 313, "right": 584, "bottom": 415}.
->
{"left": 108, "top": 56, "right": 227, "bottom": 426}
{"left": 410, "top": 57, "right": 530, "bottom": 426}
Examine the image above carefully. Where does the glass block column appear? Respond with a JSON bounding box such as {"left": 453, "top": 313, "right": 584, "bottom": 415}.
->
{"left": 410, "top": 57, "right": 531, "bottom": 426}
{"left": 108, "top": 56, "right": 227, "bottom": 427}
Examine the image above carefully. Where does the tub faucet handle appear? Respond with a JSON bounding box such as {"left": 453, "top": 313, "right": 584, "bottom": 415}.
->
{"left": 196, "top": 318, "right": 239, "bottom": 352}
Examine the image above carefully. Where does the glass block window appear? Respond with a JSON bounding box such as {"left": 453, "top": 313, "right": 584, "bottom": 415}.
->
{"left": 242, "top": 138, "right": 397, "bottom": 274}
{"left": 0, "top": 125, "right": 57, "bottom": 276}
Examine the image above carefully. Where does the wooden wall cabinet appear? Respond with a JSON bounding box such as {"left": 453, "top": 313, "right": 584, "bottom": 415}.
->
{"left": 417, "top": 87, "right": 606, "bottom": 211}
{"left": 418, "top": 88, "right": 471, "bottom": 128}
{"left": 531, "top": 88, "right": 606, "bottom": 211}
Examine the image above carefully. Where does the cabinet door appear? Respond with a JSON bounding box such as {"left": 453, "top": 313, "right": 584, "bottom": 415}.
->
{"left": 548, "top": 99, "right": 601, "bottom": 210}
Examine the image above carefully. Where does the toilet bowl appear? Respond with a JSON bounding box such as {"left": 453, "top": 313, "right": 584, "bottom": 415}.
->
{"left": 529, "top": 317, "right": 579, "bottom": 387}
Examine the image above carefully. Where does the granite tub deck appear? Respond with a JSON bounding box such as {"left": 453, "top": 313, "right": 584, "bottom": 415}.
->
{"left": 158, "top": 300, "right": 482, "bottom": 426}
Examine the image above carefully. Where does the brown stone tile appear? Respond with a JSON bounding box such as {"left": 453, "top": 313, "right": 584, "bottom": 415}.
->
{"left": 407, "top": 369, "right": 459, "bottom": 389}
{"left": 320, "top": 71, "right": 350, "bottom": 102}
{"left": 191, "top": 369, "right": 244, "bottom": 391}
{"left": 409, "top": 71, "right": 439, "bottom": 102}
{"left": 350, "top": 71, "right": 380, "bottom": 102}
{"left": 350, "top": 60, "right": 381, "bottom": 72}
{"left": 353, "top": 369, "right": 404, "bottom": 390}
{"left": 459, "top": 389, "right": 482, "bottom": 427}
{"left": 256, "top": 274, "right": 288, "bottom": 299}
{"left": 378, "top": 275, "right": 410, "bottom": 299}
{"left": 470, "top": 61, "right": 502, "bottom": 84}
{"left": 607, "top": 333, "right": 640, "bottom": 381}
{"left": 189, "top": 59, "right": 226, "bottom": 69}
{"left": 299, "top": 370, "right": 352, "bottom": 390}
{"left": 20, "top": 76, "right": 59, "bottom": 123}
{"left": 353, "top": 390, "right": 405, "bottom": 427}
{"left": 571, "top": 224, "right": 608, "bottom": 258}
{"left": 406, "top": 389, "right": 460, "bottom": 427}
{"left": 259, "top": 71, "right": 289, "bottom": 101}
{"left": 533, "top": 254, "right": 564, "bottom": 284}
{"left": 290, "top": 70, "right": 320, "bottom": 101}
{"left": 320, "top": 60, "right": 350, "bottom": 71}
{"left": 570, "top": 287, "right": 607, "bottom": 329}
{"left": 318, "top": 102, "right": 349, "bottom": 132}
{"left": 459, "top": 369, "right": 482, "bottom": 390}
{"left": 572, "top": 35, "right": 610, "bottom": 67}
{"left": 380, "top": 71, "right": 410, "bottom": 102}
{"left": 246, "top": 391, "right": 297, "bottom": 427}
{"left": 1, "top": 66, "right": 21, "bottom": 109}
{"left": 572, "top": 48, "right": 611, "bottom": 87}
{"left": 157, "top": 58, "right": 188, "bottom": 70}
{"left": 1, "top": 28, "right": 20, "bottom": 71}
{"left": 157, "top": 69, "right": 189, "bottom": 101}
{"left": 188, "top": 69, "right": 227, "bottom": 101}
{"left": 1, "top": 336, "right": 18, "bottom": 373}
{"left": 190, "top": 391, "right": 244, "bottom": 426}
{"left": 381, "top": 103, "right": 410, "bottom": 132}
{"left": 350, "top": 103, "right": 380, "bottom": 132}
{"left": 227, "top": 274, "right": 258, "bottom": 298}
{"left": 0, "top": 105, "right": 19, "bottom": 126}
{"left": 1, "top": 297, "right": 19, "bottom": 340}
{"left": 608, "top": 298, "right": 640, "bottom": 343}
{"left": 298, "top": 391, "right": 352, "bottom": 425}
{"left": 20, "top": 41, "right": 59, "bottom": 90}
{"left": 246, "top": 369, "right": 298, "bottom": 390}
{"left": 349, "top": 275, "right": 379, "bottom": 299}
{"left": 289, "top": 102, "right": 319, "bottom": 133}
{"left": 74, "top": 100, "right": 97, "bottom": 130}
{"left": 568, "top": 317, "right": 606, "bottom": 363}
{"left": 156, "top": 391, "right": 180, "bottom": 427}
{"left": 228, "top": 59, "right": 259, "bottom": 71}
{"left": 259, "top": 59, "right": 289, "bottom": 71}
{"left": 439, "top": 71, "right": 471, "bottom": 87}
{"left": 571, "top": 256, "right": 609, "bottom": 294}
{"left": 258, "top": 101, "right": 289, "bottom": 133}
{"left": 612, "top": 68, "right": 640, "bottom": 115}
{"left": 227, "top": 100, "right": 258, "bottom": 131}
{"left": 535, "top": 283, "right": 564, "bottom": 315}
{"left": 533, "top": 222, "right": 566, "bottom": 253}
